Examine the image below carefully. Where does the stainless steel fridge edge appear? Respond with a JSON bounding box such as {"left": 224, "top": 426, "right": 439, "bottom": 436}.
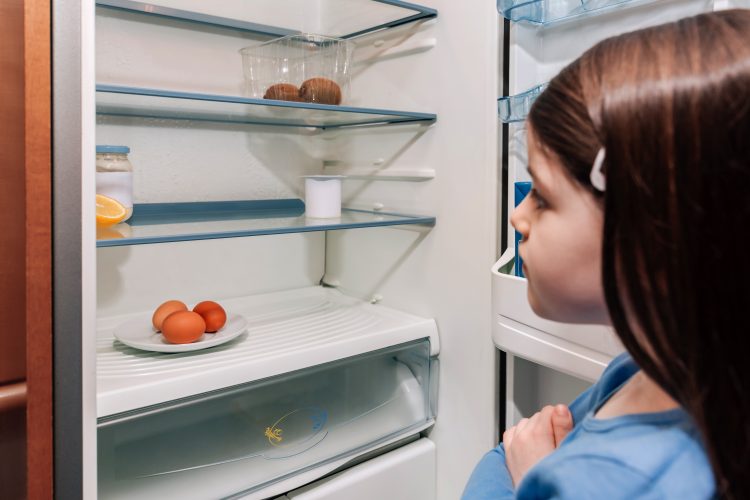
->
{"left": 53, "top": 0, "right": 98, "bottom": 497}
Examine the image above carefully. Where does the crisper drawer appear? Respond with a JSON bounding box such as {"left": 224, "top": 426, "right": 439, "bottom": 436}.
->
{"left": 98, "top": 339, "right": 436, "bottom": 499}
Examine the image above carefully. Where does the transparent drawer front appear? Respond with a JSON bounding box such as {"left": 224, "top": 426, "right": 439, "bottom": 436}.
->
{"left": 98, "top": 339, "right": 435, "bottom": 499}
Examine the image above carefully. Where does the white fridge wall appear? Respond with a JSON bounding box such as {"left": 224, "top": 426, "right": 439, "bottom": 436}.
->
{"left": 96, "top": 234, "right": 325, "bottom": 317}
{"left": 96, "top": 118, "right": 321, "bottom": 204}
{"left": 325, "top": 1, "right": 501, "bottom": 499}
{"left": 105, "top": 0, "right": 325, "bottom": 35}
{"left": 97, "top": 7, "right": 261, "bottom": 95}
{"left": 95, "top": 7, "right": 329, "bottom": 318}
{"left": 93, "top": 3, "right": 494, "bottom": 500}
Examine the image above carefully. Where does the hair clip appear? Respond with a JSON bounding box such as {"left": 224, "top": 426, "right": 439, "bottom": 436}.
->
{"left": 590, "top": 147, "right": 606, "bottom": 192}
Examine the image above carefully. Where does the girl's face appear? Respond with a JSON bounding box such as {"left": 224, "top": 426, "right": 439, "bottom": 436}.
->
{"left": 510, "top": 127, "right": 610, "bottom": 325}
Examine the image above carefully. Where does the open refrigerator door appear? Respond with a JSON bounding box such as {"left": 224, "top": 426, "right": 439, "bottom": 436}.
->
{"left": 493, "top": 0, "right": 749, "bottom": 424}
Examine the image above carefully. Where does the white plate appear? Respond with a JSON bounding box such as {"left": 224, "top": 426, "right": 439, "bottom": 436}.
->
{"left": 113, "top": 313, "right": 248, "bottom": 353}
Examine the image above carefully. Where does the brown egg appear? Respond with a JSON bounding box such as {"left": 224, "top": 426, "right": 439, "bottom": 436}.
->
{"left": 264, "top": 83, "right": 303, "bottom": 101}
{"left": 161, "top": 311, "right": 206, "bottom": 344}
{"left": 299, "top": 77, "right": 342, "bottom": 105}
{"left": 152, "top": 300, "right": 188, "bottom": 331}
{"left": 193, "top": 301, "right": 227, "bottom": 333}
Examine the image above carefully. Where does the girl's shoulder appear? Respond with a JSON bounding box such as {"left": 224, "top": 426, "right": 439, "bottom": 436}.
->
{"left": 518, "top": 410, "right": 715, "bottom": 499}
{"left": 567, "top": 352, "right": 640, "bottom": 422}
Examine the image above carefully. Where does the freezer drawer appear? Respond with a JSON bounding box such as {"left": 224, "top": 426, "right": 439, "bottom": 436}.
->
{"left": 97, "top": 339, "right": 436, "bottom": 499}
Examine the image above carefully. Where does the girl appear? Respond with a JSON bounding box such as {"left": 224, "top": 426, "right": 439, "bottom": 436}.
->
{"left": 463, "top": 9, "right": 749, "bottom": 499}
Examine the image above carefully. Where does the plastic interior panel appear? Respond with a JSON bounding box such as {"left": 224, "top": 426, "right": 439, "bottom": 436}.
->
{"left": 97, "top": 339, "right": 435, "bottom": 499}
{"left": 498, "top": 83, "right": 547, "bottom": 123}
{"left": 498, "top": 0, "right": 655, "bottom": 25}
{"left": 95, "top": 0, "right": 438, "bottom": 39}
{"left": 95, "top": 199, "right": 436, "bottom": 247}
{"left": 96, "top": 85, "right": 437, "bottom": 130}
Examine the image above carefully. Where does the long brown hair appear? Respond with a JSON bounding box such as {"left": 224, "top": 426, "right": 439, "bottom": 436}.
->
{"left": 528, "top": 9, "right": 750, "bottom": 499}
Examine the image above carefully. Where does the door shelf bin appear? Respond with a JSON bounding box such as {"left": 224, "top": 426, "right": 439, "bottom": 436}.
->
{"left": 491, "top": 249, "right": 622, "bottom": 382}
{"left": 98, "top": 339, "right": 436, "bottom": 499}
{"left": 498, "top": 0, "right": 652, "bottom": 25}
{"left": 497, "top": 83, "right": 547, "bottom": 124}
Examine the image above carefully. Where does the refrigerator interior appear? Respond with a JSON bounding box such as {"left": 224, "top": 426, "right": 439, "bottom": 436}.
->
{"left": 88, "top": 1, "right": 501, "bottom": 499}
{"left": 496, "top": 0, "right": 750, "bottom": 425}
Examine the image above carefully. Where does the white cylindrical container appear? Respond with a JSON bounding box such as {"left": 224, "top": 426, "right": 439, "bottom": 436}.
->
{"left": 304, "top": 175, "right": 344, "bottom": 218}
{"left": 96, "top": 145, "right": 134, "bottom": 222}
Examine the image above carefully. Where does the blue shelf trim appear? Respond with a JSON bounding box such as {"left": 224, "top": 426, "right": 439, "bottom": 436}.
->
{"left": 497, "top": 83, "right": 548, "bottom": 123}
{"left": 96, "top": 84, "right": 437, "bottom": 130}
{"left": 127, "top": 199, "right": 306, "bottom": 226}
{"left": 96, "top": 0, "right": 437, "bottom": 39}
{"left": 96, "top": 199, "right": 435, "bottom": 247}
{"left": 498, "top": 0, "right": 649, "bottom": 25}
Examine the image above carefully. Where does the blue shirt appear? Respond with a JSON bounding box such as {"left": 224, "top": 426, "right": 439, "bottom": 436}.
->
{"left": 462, "top": 353, "right": 715, "bottom": 499}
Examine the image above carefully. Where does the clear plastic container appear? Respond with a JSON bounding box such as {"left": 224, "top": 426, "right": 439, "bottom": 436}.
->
{"left": 498, "top": 83, "right": 548, "bottom": 123}
{"left": 96, "top": 145, "right": 134, "bottom": 222}
{"left": 240, "top": 34, "right": 354, "bottom": 105}
{"left": 498, "top": 0, "right": 647, "bottom": 25}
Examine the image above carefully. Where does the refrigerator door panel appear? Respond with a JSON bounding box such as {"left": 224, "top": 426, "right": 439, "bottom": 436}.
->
{"left": 97, "top": 339, "right": 435, "bottom": 499}
{"left": 284, "top": 438, "right": 436, "bottom": 500}
{"left": 509, "top": 0, "right": 714, "bottom": 93}
{"left": 505, "top": 355, "right": 591, "bottom": 425}
{"left": 492, "top": 249, "right": 622, "bottom": 382}
{"left": 496, "top": 0, "right": 725, "bottom": 381}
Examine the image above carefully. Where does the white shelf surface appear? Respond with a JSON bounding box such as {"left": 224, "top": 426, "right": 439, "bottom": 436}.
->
{"left": 491, "top": 249, "right": 623, "bottom": 382}
{"left": 96, "top": 286, "right": 439, "bottom": 417}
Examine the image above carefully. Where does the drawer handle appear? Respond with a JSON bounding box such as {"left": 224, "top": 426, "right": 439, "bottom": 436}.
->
{"left": 0, "top": 382, "right": 26, "bottom": 411}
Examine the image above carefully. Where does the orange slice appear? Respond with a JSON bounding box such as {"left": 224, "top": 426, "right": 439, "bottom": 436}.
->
{"left": 96, "top": 194, "right": 127, "bottom": 226}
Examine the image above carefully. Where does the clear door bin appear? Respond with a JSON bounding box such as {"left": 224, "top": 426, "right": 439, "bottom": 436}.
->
{"left": 98, "top": 340, "right": 436, "bottom": 499}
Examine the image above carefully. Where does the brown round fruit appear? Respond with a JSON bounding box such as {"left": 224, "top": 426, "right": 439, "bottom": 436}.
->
{"left": 152, "top": 300, "right": 188, "bottom": 331}
{"left": 299, "top": 77, "right": 342, "bottom": 105}
{"left": 161, "top": 311, "right": 206, "bottom": 344}
{"left": 264, "top": 83, "right": 303, "bottom": 101}
{"left": 193, "top": 301, "right": 227, "bottom": 333}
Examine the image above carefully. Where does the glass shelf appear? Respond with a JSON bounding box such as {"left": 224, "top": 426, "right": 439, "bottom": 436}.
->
{"left": 96, "top": 0, "right": 438, "bottom": 39}
{"left": 498, "top": 83, "right": 547, "bottom": 123}
{"left": 498, "top": 0, "right": 649, "bottom": 25}
{"left": 96, "top": 199, "right": 435, "bottom": 247}
{"left": 96, "top": 85, "right": 437, "bottom": 130}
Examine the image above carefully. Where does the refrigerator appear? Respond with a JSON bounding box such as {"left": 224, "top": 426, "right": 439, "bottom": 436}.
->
{"left": 50, "top": 0, "right": 747, "bottom": 498}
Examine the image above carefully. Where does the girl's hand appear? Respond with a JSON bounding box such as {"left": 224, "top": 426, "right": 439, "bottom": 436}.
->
{"left": 503, "top": 404, "right": 573, "bottom": 487}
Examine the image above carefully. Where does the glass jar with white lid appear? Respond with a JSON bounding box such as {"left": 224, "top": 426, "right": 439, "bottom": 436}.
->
{"left": 96, "top": 145, "right": 133, "bottom": 222}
